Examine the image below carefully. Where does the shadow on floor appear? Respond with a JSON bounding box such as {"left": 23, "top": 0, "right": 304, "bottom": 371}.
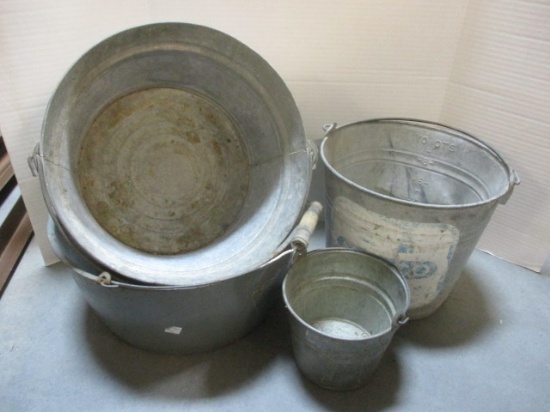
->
{"left": 83, "top": 299, "right": 285, "bottom": 400}
{"left": 77, "top": 265, "right": 488, "bottom": 407}
{"left": 82, "top": 296, "right": 405, "bottom": 409}
{"left": 399, "top": 268, "right": 493, "bottom": 348}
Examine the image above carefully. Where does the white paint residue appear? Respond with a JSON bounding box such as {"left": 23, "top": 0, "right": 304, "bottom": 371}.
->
{"left": 331, "top": 197, "right": 459, "bottom": 310}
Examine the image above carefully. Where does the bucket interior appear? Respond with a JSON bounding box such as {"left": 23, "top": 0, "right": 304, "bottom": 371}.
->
{"left": 283, "top": 250, "right": 409, "bottom": 339}
{"left": 322, "top": 120, "right": 512, "bottom": 207}
{"left": 288, "top": 277, "right": 393, "bottom": 338}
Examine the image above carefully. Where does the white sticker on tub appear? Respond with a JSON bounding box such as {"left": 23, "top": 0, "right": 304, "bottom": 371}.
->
{"left": 164, "top": 326, "right": 183, "bottom": 335}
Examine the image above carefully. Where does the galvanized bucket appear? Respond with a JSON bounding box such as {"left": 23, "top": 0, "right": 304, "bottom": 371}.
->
{"left": 321, "top": 119, "right": 519, "bottom": 319}
{"left": 47, "top": 202, "right": 323, "bottom": 354}
{"left": 30, "top": 23, "right": 314, "bottom": 286}
{"left": 283, "top": 248, "right": 410, "bottom": 390}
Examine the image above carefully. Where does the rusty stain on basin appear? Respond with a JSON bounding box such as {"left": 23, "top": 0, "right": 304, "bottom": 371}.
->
{"left": 77, "top": 87, "right": 250, "bottom": 255}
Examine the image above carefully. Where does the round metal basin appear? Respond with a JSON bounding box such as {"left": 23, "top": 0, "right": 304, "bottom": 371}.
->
{"left": 39, "top": 23, "right": 312, "bottom": 285}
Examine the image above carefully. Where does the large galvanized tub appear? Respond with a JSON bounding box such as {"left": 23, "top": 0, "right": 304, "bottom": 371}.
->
{"left": 321, "top": 119, "right": 519, "bottom": 319}
{"left": 47, "top": 218, "right": 293, "bottom": 353}
{"left": 31, "top": 23, "right": 313, "bottom": 286}
{"left": 47, "top": 202, "right": 323, "bottom": 354}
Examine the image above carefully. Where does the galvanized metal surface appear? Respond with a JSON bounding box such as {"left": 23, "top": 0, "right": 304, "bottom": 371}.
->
{"left": 37, "top": 23, "right": 311, "bottom": 286}
{"left": 321, "top": 119, "right": 519, "bottom": 319}
{"left": 79, "top": 87, "right": 249, "bottom": 255}
{"left": 48, "top": 218, "right": 293, "bottom": 354}
{"left": 283, "top": 248, "right": 410, "bottom": 390}
{"left": 47, "top": 201, "right": 323, "bottom": 354}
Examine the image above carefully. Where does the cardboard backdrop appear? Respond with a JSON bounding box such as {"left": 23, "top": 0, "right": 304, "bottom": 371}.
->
{"left": 1, "top": 0, "right": 548, "bottom": 271}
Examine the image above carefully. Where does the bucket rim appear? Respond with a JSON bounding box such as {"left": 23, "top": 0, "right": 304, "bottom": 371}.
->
{"left": 320, "top": 118, "right": 519, "bottom": 210}
{"left": 282, "top": 247, "right": 410, "bottom": 341}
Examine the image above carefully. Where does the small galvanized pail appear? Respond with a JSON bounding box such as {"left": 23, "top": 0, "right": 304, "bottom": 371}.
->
{"left": 282, "top": 249, "right": 410, "bottom": 391}
{"left": 321, "top": 119, "right": 520, "bottom": 319}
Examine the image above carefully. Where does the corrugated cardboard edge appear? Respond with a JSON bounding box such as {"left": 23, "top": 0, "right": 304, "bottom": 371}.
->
{"left": 439, "top": 0, "right": 550, "bottom": 272}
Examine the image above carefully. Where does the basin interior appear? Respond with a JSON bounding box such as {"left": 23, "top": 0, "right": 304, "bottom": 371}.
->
{"left": 78, "top": 87, "right": 249, "bottom": 255}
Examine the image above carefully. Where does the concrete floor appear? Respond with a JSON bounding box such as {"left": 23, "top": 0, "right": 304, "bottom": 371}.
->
{"left": 1, "top": 228, "right": 549, "bottom": 411}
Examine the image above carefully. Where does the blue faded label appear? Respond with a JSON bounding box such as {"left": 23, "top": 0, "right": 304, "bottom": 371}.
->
{"left": 398, "top": 260, "right": 438, "bottom": 279}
